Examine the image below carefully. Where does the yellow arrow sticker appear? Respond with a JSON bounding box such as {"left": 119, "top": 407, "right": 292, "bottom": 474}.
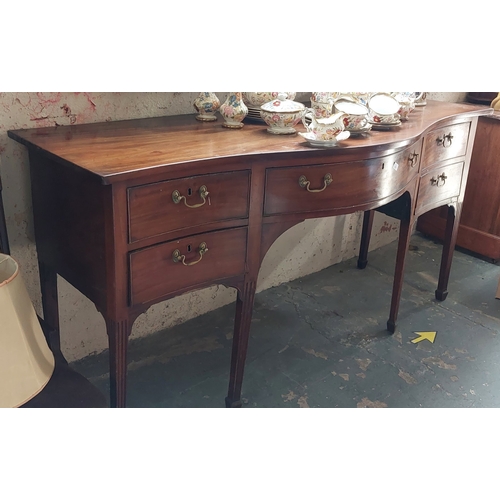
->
{"left": 411, "top": 331, "right": 437, "bottom": 344}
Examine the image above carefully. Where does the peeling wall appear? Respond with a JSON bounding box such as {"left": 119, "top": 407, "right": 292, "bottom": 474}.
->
{"left": 0, "top": 92, "right": 466, "bottom": 361}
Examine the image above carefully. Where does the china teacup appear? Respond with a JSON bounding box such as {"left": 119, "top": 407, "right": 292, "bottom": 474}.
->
{"left": 393, "top": 93, "right": 415, "bottom": 121}
{"left": 302, "top": 111, "right": 347, "bottom": 141}
{"left": 367, "top": 92, "right": 401, "bottom": 124}
{"left": 334, "top": 98, "right": 369, "bottom": 131}
{"left": 367, "top": 109, "right": 400, "bottom": 124}
{"left": 344, "top": 114, "right": 368, "bottom": 130}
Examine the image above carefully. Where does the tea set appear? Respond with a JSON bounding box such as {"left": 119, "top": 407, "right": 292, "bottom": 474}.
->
{"left": 194, "top": 91, "right": 425, "bottom": 148}
{"left": 257, "top": 91, "right": 424, "bottom": 147}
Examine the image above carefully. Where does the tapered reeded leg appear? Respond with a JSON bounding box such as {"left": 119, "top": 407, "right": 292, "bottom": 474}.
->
{"left": 357, "top": 210, "right": 375, "bottom": 269}
{"left": 387, "top": 217, "right": 414, "bottom": 333}
{"left": 436, "top": 205, "right": 462, "bottom": 301}
{"left": 38, "top": 262, "right": 61, "bottom": 352}
{"left": 106, "top": 318, "right": 133, "bottom": 408}
{"left": 226, "top": 281, "right": 257, "bottom": 408}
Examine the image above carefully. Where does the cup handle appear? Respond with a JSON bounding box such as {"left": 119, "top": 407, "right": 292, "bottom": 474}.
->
{"left": 302, "top": 108, "right": 313, "bottom": 132}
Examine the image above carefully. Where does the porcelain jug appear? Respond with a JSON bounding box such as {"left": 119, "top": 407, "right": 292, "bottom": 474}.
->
{"left": 302, "top": 110, "right": 347, "bottom": 141}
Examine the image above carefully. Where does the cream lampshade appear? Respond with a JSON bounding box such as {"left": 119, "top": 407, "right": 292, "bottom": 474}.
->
{"left": 492, "top": 93, "right": 500, "bottom": 111}
{"left": 0, "top": 253, "right": 55, "bottom": 407}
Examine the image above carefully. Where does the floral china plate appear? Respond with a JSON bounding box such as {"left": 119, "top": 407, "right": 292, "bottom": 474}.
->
{"left": 368, "top": 120, "right": 401, "bottom": 130}
{"left": 347, "top": 123, "right": 372, "bottom": 136}
{"left": 298, "top": 130, "right": 350, "bottom": 147}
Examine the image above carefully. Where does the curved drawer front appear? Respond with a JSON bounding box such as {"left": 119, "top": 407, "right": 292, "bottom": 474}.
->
{"left": 415, "top": 161, "right": 464, "bottom": 215}
{"left": 128, "top": 170, "right": 250, "bottom": 243}
{"left": 422, "top": 121, "right": 470, "bottom": 171}
{"left": 264, "top": 143, "right": 421, "bottom": 216}
{"left": 129, "top": 227, "right": 247, "bottom": 306}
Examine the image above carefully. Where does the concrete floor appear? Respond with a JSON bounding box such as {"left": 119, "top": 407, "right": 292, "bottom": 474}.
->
{"left": 72, "top": 233, "right": 500, "bottom": 408}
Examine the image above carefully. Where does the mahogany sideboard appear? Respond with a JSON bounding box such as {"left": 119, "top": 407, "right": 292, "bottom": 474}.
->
{"left": 8, "top": 100, "right": 492, "bottom": 408}
{"left": 417, "top": 111, "right": 500, "bottom": 261}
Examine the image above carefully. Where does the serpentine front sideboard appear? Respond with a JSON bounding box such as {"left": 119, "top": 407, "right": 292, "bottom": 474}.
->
{"left": 8, "top": 100, "right": 492, "bottom": 408}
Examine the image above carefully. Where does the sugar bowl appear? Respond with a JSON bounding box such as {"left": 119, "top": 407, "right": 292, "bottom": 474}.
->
{"left": 260, "top": 93, "right": 305, "bottom": 135}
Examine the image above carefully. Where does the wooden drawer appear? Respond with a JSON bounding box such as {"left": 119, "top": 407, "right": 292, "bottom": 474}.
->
{"left": 421, "top": 121, "right": 470, "bottom": 171}
{"left": 128, "top": 171, "right": 250, "bottom": 243}
{"left": 415, "top": 161, "right": 464, "bottom": 216}
{"left": 129, "top": 227, "right": 247, "bottom": 306}
{"left": 264, "top": 142, "right": 421, "bottom": 216}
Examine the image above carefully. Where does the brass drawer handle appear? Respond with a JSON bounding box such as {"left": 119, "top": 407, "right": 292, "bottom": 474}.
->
{"left": 172, "top": 242, "right": 208, "bottom": 266}
{"left": 408, "top": 152, "right": 419, "bottom": 168}
{"left": 299, "top": 173, "right": 332, "bottom": 193}
{"left": 436, "top": 133, "right": 453, "bottom": 148}
{"left": 172, "top": 185, "right": 209, "bottom": 208}
{"left": 430, "top": 173, "right": 448, "bottom": 187}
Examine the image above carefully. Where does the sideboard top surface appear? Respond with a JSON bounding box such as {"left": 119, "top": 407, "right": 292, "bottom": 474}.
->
{"left": 8, "top": 100, "right": 492, "bottom": 184}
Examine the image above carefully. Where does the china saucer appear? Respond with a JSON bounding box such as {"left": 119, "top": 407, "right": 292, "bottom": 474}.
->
{"left": 368, "top": 120, "right": 401, "bottom": 130}
{"left": 346, "top": 123, "right": 372, "bottom": 136}
{"left": 298, "top": 130, "right": 350, "bottom": 147}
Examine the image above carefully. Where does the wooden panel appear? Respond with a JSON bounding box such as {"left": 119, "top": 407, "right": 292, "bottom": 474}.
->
{"left": 29, "top": 153, "right": 109, "bottom": 309}
{"left": 460, "top": 117, "right": 500, "bottom": 236}
{"left": 128, "top": 171, "right": 250, "bottom": 243}
{"left": 456, "top": 224, "right": 500, "bottom": 261}
{"left": 264, "top": 143, "right": 421, "bottom": 216}
{"left": 421, "top": 122, "right": 470, "bottom": 171}
{"left": 129, "top": 227, "right": 247, "bottom": 305}
{"left": 415, "top": 162, "right": 464, "bottom": 216}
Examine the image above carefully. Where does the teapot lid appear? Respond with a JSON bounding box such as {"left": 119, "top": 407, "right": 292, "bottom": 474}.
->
{"left": 261, "top": 93, "right": 305, "bottom": 113}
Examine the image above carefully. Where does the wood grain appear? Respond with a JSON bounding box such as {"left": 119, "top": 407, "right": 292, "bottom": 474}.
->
{"left": 415, "top": 161, "right": 464, "bottom": 216}
{"left": 417, "top": 113, "right": 500, "bottom": 260}
{"left": 7, "top": 100, "right": 492, "bottom": 407}
{"left": 128, "top": 170, "right": 250, "bottom": 243}
{"left": 129, "top": 227, "right": 247, "bottom": 306}
{"left": 8, "top": 101, "right": 489, "bottom": 183}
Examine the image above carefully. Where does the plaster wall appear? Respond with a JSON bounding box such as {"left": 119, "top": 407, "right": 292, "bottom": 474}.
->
{"left": 0, "top": 92, "right": 467, "bottom": 361}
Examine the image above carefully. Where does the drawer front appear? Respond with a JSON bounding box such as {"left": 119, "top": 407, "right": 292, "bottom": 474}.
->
{"left": 128, "top": 171, "right": 250, "bottom": 243}
{"left": 129, "top": 227, "right": 247, "bottom": 305}
{"left": 415, "top": 162, "right": 464, "bottom": 215}
{"left": 422, "top": 122, "right": 470, "bottom": 170}
{"left": 264, "top": 143, "right": 421, "bottom": 216}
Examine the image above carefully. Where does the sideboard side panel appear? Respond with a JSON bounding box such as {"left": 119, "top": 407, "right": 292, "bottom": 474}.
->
{"left": 29, "top": 153, "right": 109, "bottom": 310}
